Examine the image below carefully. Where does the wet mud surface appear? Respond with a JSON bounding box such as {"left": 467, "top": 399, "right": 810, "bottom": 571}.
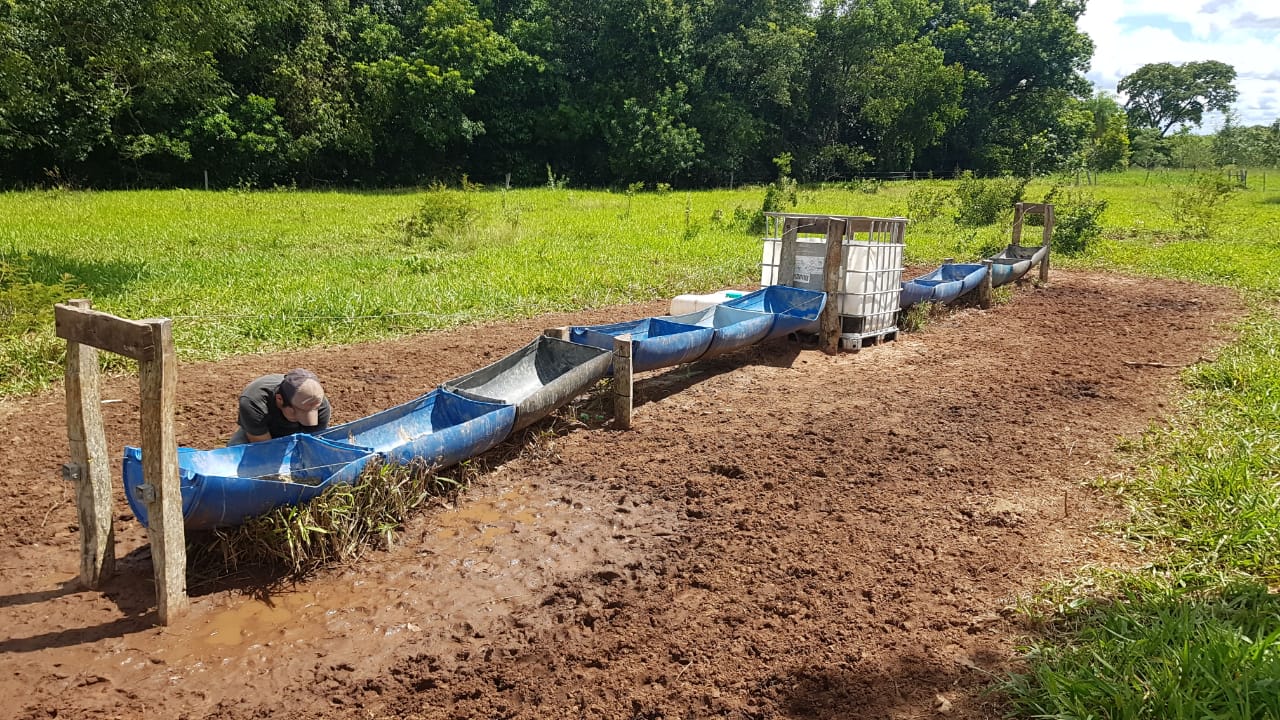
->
{"left": 0, "top": 271, "right": 1243, "bottom": 719}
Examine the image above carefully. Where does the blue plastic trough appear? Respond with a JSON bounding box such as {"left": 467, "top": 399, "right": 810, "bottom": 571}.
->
{"left": 723, "top": 285, "right": 827, "bottom": 340}
{"left": 899, "top": 263, "right": 988, "bottom": 308}
{"left": 320, "top": 388, "right": 516, "bottom": 469}
{"left": 667, "top": 305, "right": 777, "bottom": 359}
{"left": 988, "top": 245, "right": 1047, "bottom": 288}
{"left": 123, "top": 434, "right": 376, "bottom": 530}
{"left": 569, "top": 317, "right": 714, "bottom": 372}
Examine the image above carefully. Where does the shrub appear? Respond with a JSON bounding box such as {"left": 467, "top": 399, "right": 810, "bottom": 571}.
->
{"left": 0, "top": 252, "right": 84, "bottom": 395}
{"left": 906, "top": 185, "right": 951, "bottom": 222}
{"left": 753, "top": 153, "right": 798, "bottom": 233}
{"left": 400, "top": 184, "right": 479, "bottom": 249}
{"left": 1170, "top": 172, "right": 1237, "bottom": 239}
{"left": 1039, "top": 187, "right": 1108, "bottom": 256}
{"left": 953, "top": 172, "right": 1028, "bottom": 227}
{"left": 0, "top": 253, "right": 81, "bottom": 336}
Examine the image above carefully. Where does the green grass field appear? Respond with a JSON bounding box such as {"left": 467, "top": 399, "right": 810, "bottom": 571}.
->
{"left": 4, "top": 170, "right": 1280, "bottom": 717}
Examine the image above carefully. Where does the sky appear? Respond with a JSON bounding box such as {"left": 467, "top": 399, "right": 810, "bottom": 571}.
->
{"left": 1078, "top": 0, "right": 1280, "bottom": 129}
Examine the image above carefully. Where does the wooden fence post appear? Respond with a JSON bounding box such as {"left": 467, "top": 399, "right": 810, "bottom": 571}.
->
{"left": 1011, "top": 203, "right": 1025, "bottom": 247}
{"left": 63, "top": 299, "right": 114, "bottom": 588}
{"left": 1039, "top": 204, "right": 1055, "bottom": 284}
{"left": 137, "top": 319, "right": 187, "bottom": 624}
{"left": 978, "top": 259, "right": 994, "bottom": 309}
{"left": 820, "top": 218, "right": 847, "bottom": 353}
{"left": 612, "top": 334, "right": 633, "bottom": 430}
{"left": 778, "top": 217, "right": 799, "bottom": 286}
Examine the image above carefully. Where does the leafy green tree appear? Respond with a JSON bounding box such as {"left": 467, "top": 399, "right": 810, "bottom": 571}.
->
{"left": 0, "top": 0, "right": 248, "bottom": 184}
{"left": 357, "top": 0, "right": 533, "bottom": 181}
{"left": 1167, "top": 129, "right": 1214, "bottom": 169}
{"left": 607, "top": 85, "right": 704, "bottom": 183}
{"left": 684, "top": 3, "right": 813, "bottom": 184}
{"left": 923, "top": 0, "right": 1094, "bottom": 173}
{"left": 1119, "top": 60, "right": 1238, "bottom": 137}
{"left": 1212, "top": 111, "right": 1247, "bottom": 167}
{"left": 493, "top": 0, "right": 701, "bottom": 185}
{"left": 801, "top": 0, "right": 964, "bottom": 177}
{"left": 1081, "top": 92, "right": 1130, "bottom": 172}
{"left": 1128, "top": 127, "right": 1169, "bottom": 170}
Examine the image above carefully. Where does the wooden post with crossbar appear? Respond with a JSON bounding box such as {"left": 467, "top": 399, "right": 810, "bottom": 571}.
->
{"left": 54, "top": 301, "right": 188, "bottom": 625}
{"left": 1039, "top": 204, "right": 1055, "bottom": 283}
{"left": 820, "top": 218, "right": 847, "bottom": 353}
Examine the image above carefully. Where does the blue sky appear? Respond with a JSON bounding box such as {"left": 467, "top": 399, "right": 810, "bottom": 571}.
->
{"left": 1079, "top": 0, "right": 1280, "bottom": 129}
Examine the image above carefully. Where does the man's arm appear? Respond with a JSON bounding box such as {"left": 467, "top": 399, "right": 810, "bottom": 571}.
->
{"left": 238, "top": 394, "right": 273, "bottom": 443}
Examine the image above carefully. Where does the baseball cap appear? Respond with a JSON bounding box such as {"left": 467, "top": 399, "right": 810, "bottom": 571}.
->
{"left": 279, "top": 368, "right": 325, "bottom": 426}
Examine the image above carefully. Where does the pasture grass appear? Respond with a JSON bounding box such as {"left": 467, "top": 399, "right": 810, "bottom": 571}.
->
{"left": 7, "top": 172, "right": 1280, "bottom": 718}
{"left": 0, "top": 186, "right": 766, "bottom": 395}
{"left": 996, "top": 168, "right": 1280, "bottom": 719}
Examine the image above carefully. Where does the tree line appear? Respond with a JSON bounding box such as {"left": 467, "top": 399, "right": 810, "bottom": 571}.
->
{"left": 0, "top": 0, "right": 1272, "bottom": 190}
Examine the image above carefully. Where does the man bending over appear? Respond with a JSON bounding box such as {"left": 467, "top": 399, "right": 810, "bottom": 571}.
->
{"left": 228, "top": 368, "right": 331, "bottom": 445}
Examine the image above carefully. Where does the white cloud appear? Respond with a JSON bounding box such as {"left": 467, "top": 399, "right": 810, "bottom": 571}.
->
{"left": 1080, "top": 0, "right": 1280, "bottom": 126}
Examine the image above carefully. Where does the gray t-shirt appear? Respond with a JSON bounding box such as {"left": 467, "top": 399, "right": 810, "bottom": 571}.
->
{"left": 237, "top": 374, "right": 331, "bottom": 439}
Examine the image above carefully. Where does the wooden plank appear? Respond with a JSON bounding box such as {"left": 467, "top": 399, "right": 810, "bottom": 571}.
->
{"left": 612, "top": 334, "right": 633, "bottom": 430}
{"left": 820, "top": 219, "right": 847, "bottom": 353}
{"left": 137, "top": 318, "right": 187, "bottom": 624}
{"left": 778, "top": 216, "right": 799, "bottom": 286}
{"left": 54, "top": 303, "right": 156, "bottom": 362}
{"left": 1040, "top": 204, "right": 1054, "bottom": 284}
{"left": 543, "top": 327, "right": 569, "bottom": 341}
{"left": 63, "top": 299, "right": 115, "bottom": 588}
{"left": 1011, "top": 203, "right": 1025, "bottom": 248}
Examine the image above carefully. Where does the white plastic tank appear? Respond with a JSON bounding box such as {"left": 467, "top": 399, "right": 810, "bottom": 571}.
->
{"left": 669, "top": 290, "right": 747, "bottom": 315}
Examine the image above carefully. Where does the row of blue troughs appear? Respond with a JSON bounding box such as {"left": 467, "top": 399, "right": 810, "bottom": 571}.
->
{"left": 124, "top": 240, "right": 1046, "bottom": 531}
{"left": 122, "top": 285, "right": 829, "bottom": 530}
{"left": 899, "top": 243, "right": 1048, "bottom": 308}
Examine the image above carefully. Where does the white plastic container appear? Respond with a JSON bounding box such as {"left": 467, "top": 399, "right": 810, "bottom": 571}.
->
{"left": 758, "top": 216, "right": 907, "bottom": 340}
{"left": 669, "top": 290, "right": 747, "bottom": 315}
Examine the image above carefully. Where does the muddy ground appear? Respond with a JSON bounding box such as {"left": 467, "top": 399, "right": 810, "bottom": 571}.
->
{"left": 0, "top": 270, "right": 1243, "bottom": 719}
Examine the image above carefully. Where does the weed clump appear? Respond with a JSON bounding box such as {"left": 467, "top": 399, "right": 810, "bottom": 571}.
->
{"left": 752, "top": 153, "right": 798, "bottom": 233}
{"left": 897, "top": 302, "right": 935, "bottom": 332}
{"left": 906, "top": 185, "right": 951, "bottom": 223}
{"left": 197, "top": 459, "right": 470, "bottom": 577}
{"left": 0, "top": 251, "right": 84, "bottom": 395}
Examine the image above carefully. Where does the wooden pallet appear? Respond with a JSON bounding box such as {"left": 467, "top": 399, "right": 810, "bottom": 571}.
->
{"left": 839, "top": 330, "right": 897, "bottom": 352}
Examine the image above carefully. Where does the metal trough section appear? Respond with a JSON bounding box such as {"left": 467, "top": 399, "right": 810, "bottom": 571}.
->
{"left": 320, "top": 388, "right": 516, "bottom": 469}
{"left": 569, "top": 317, "right": 714, "bottom": 373}
{"left": 442, "top": 335, "right": 613, "bottom": 431}
{"left": 123, "top": 434, "right": 376, "bottom": 530}
{"left": 988, "top": 244, "right": 1047, "bottom": 288}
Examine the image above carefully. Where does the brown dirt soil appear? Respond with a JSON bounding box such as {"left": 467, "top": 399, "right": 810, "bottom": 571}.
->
{"left": 0, "top": 270, "right": 1244, "bottom": 720}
